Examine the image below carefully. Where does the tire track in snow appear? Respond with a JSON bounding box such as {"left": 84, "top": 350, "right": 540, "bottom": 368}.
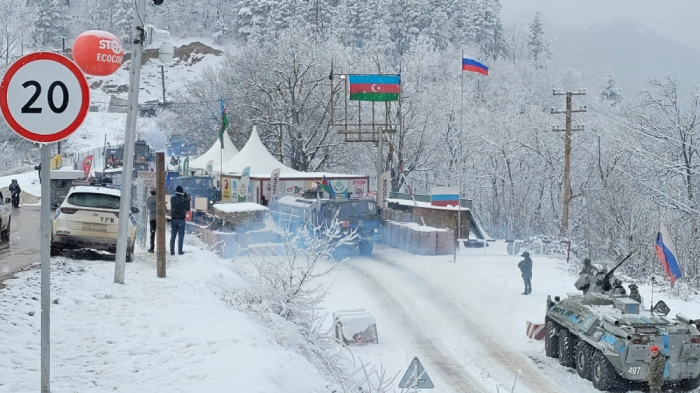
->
{"left": 358, "top": 254, "right": 565, "bottom": 393}
{"left": 347, "top": 263, "right": 487, "bottom": 393}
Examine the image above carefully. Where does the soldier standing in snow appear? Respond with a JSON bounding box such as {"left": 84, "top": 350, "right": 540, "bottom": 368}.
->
{"left": 518, "top": 251, "right": 533, "bottom": 295}
{"left": 648, "top": 345, "right": 666, "bottom": 393}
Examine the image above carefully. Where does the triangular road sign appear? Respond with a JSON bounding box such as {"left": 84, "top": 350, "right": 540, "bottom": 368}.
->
{"left": 398, "top": 356, "right": 435, "bottom": 389}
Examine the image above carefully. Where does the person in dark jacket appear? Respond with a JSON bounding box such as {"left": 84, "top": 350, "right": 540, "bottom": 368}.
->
{"left": 9, "top": 180, "right": 20, "bottom": 208}
{"left": 169, "top": 185, "right": 190, "bottom": 255}
{"left": 648, "top": 345, "right": 666, "bottom": 393}
{"left": 629, "top": 283, "right": 644, "bottom": 305}
{"left": 34, "top": 163, "right": 41, "bottom": 184}
{"left": 518, "top": 251, "right": 533, "bottom": 295}
{"left": 146, "top": 190, "right": 157, "bottom": 253}
{"left": 579, "top": 258, "right": 595, "bottom": 275}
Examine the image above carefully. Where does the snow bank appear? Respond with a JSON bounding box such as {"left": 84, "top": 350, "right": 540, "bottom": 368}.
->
{"left": 392, "top": 221, "right": 449, "bottom": 232}
{"left": 214, "top": 202, "right": 268, "bottom": 213}
{"left": 0, "top": 170, "right": 41, "bottom": 197}
{"left": 0, "top": 247, "right": 330, "bottom": 392}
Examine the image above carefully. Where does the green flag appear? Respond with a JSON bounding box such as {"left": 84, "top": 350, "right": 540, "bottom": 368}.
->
{"left": 219, "top": 99, "right": 228, "bottom": 147}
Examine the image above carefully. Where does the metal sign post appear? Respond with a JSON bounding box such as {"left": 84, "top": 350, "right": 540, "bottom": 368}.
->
{"left": 0, "top": 52, "right": 89, "bottom": 393}
{"left": 40, "top": 144, "right": 51, "bottom": 392}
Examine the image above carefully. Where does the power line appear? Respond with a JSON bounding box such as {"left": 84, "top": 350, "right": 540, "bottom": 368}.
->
{"left": 577, "top": 139, "right": 700, "bottom": 216}
{"left": 589, "top": 108, "right": 700, "bottom": 153}
{"left": 590, "top": 128, "right": 700, "bottom": 179}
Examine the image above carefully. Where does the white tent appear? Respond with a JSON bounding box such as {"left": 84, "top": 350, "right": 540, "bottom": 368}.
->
{"left": 222, "top": 126, "right": 299, "bottom": 175}
{"left": 188, "top": 132, "right": 239, "bottom": 173}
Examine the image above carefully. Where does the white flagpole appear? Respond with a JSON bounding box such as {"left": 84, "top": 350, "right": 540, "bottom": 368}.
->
{"left": 457, "top": 51, "right": 464, "bottom": 254}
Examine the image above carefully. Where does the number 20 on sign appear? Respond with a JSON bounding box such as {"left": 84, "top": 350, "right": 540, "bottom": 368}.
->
{"left": 0, "top": 52, "right": 89, "bottom": 143}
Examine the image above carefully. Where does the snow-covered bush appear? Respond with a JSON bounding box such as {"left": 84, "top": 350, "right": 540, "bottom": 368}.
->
{"left": 225, "top": 220, "right": 395, "bottom": 391}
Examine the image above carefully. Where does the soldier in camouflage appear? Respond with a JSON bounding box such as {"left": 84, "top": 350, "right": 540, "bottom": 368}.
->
{"left": 518, "top": 251, "right": 533, "bottom": 295}
{"left": 629, "top": 284, "right": 644, "bottom": 305}
{"left": 579, "top": 258, "right": 595, "bottom": 275}
{"left": 648, "top": 345, "right": 666, "bottom": 393}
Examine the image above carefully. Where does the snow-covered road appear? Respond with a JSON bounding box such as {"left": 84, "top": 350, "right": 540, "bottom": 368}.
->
{"left": 323, "top": 243, "right": 652, "bottom": 393}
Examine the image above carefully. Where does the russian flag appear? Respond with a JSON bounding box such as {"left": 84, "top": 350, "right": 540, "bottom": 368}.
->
{"left": 655, "top": 222, "right": 682, "bottom": 286}
{"left": 462, "top": 58, "right": 489, "bottom": 76}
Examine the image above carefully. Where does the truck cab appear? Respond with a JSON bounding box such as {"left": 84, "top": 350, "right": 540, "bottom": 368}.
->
{"left": 270, "top": 194, "right": 381, "bottom": 255}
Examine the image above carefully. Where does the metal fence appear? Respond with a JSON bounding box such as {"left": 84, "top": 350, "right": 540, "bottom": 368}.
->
{"left": 132, "top": 182, "right": 150, "bottom": 249}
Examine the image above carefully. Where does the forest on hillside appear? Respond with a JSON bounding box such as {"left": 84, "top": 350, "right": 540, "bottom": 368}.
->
{"left": 2, "top": 0, "right": 700, "bottom": 291}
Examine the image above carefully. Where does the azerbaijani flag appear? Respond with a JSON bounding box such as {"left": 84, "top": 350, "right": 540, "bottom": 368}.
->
{"left": 462, "top": 58, "right": 489, "bottom": 76}
{"left": 219, "top": 98, "right": 228, "bottom": 148}
{"left": 321, "top": 175, "right": 336, "bottom": 198}
{"left": 349, "top": 75, "right": 400, "bottom": 102}
{"left": 655, "top": 222, "right": 682, "bottom": 286}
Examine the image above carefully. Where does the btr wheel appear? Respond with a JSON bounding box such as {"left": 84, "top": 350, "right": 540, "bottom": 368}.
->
{"left": 558, "top": 329, "right": 576, "bottom": 368}
{"left": 576, "top": 340, "right": 594, "bottom": 380}
{"left": 591, "top": 350, "right": 622, "bottom": 391}
{"left": 545, "top": 318, "right": 559, "bottom": 358}
{"left": 678, "top": 374, "right": 700, "bottom": 391}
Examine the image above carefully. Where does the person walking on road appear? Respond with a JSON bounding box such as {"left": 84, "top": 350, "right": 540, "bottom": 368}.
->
{"left": 146, "top": 190, "right": 157, "bottom": 253}
{"left": 9, "top": 180, "right": 21, "bottom": 208}
{"left": 648, "top": 345, "right": 666, "bottom": 393}
{"left": 518, "top": 251, "right": 533, "bottom": 295}
{"left": 169, "top": 186, "right": 190, "bottom": 256}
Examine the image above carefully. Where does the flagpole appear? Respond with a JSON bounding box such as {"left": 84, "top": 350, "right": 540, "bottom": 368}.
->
{"left": 457, "top": 50, "right": 464, "bottom": 255}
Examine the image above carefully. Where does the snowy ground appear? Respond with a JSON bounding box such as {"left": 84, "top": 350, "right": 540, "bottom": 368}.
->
{"left": 0, "top": 242, "right": 330, "bottom": 393}
{"left": 320, "top": 243, "right": 700, "bottom": 393}
{"left": 4, "top": 235, "right": 700, "bottom": 392}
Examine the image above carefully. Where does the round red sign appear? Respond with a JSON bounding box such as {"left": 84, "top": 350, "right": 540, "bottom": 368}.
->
{"left": 0, "top": 52, "right": 89, "bottom": 143}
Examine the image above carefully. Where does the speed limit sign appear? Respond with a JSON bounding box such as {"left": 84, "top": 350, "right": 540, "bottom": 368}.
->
{"left": 0, "top": 52, "right": 89, "bottom": 143}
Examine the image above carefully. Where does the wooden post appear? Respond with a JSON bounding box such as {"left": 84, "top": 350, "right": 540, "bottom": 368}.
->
{"left": 156, "top": 152, "right": 166, "bottom": 278}
{"left": 552, "top": 90, "right": 586, "bottom": 237}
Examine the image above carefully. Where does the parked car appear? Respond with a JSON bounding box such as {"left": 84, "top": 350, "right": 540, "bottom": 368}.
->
{"left": 0, "top": 196, "right": 10, "bottom": 243}
{"left": 51, "top": 185, "right": 139, "bottom": 261}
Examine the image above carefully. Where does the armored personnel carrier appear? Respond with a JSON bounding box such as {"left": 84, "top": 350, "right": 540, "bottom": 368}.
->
{"left": 545, "top": 255, "right": 700, "bottom": 391}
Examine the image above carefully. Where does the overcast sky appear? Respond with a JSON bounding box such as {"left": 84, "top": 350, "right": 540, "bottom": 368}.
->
{"left": 500, "top": 0, "right": 700, "bottom": 51}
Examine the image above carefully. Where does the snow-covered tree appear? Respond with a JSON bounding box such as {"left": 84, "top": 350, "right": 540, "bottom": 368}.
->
{"left": 112, "top": 0, "right": 133, "bottom": 49}
{"left": 36, "top": 0, "right": 68, "bottom": 46}
{"left": 527, "top": 11, "right": 552, "bottom": 63}
{"left": 599, "top": 67, "right": 623, "bottom": 106}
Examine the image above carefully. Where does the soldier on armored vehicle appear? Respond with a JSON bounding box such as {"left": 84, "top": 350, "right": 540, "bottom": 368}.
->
{"left": 546, "top": 251, "right": 700, "bottom": 392}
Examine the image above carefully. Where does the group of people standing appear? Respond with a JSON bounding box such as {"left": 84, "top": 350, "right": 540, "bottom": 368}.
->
{"left": 145, "top": 186, "right": 190, "bottom": 256}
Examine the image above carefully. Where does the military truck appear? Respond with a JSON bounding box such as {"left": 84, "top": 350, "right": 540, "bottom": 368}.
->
{"left": 545, "top": 255, "right": 700, "bottom": 391}
{"left": 268, "top": 193, "right": 381, "bottom": 256}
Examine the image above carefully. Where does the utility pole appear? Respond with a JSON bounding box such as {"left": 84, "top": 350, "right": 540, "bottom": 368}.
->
{"left": 159, "top": 65, "right": 166, "bottom": 104}
{"left": 115, "top": 0, "right": 147, "bottom": 283}
{"left": 156, "top": 152, "right": 166, "bottom": 277}
{"left": 551, "top": 89, "right": 586, "bottom": 238}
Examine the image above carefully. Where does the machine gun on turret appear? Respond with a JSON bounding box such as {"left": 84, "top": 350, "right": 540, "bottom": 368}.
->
{"left": 600, "top": 251, "right": 637, "bottom": 291}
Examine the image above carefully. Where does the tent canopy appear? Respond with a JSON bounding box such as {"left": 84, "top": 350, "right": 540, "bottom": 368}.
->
{"left": 223, "top": 126, "right": 299, "bottom": 175}
{"left": 188, "top": 132, "right": 239, "bottom": 173}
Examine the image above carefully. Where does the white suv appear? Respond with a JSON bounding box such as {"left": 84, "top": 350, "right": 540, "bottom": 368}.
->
{"left": 51, "top": 186, "right": 138, "bottom": 261}
{"left": 0, "top": 195, "right": 10, "bottom": 243}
